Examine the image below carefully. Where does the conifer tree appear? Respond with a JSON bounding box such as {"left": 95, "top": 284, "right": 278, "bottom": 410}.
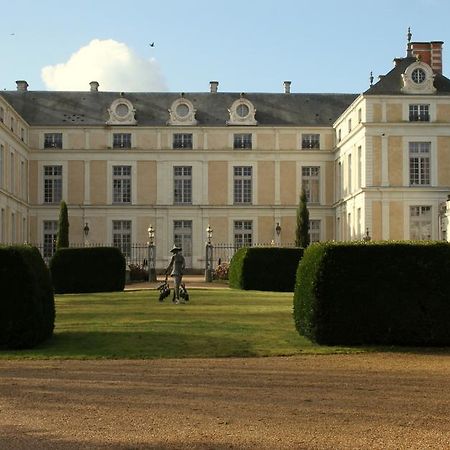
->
{"left": 295, "top": 188, "right": 310, "bottom": 248}
{"left": 56, "top": 201, "right": 69, "bottom": 249}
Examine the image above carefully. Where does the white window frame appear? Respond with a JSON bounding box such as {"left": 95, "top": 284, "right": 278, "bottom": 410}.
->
{"left": 112, "top": 165, "right": 132, "bottom": 204}
{"left": 403, "top": 137, "right": 437, "bottom": 187}
{"left": 173, "top": 166, "right": 192, "bottom": 204}
{"left": 107, "top": 161, "right": 137, "bottom": 205}
{"left": 233, "top": 166, "right": 253, "bottom": 205}
{"left": 409, "top": 205, "right": 432, "bottom": 240}
{"left": 228, "top": 162, "right": 257, "bottom": 205}
{"left": 309, "top": 219, "right": 321, "bottom": 242}
{"left": 112, "top": 219, "right": 132, "bottom": 258}
{"left": 233, "top": 220, "right": 253, "bottom": 248}
{"left": 299, "top": 165, "right": 322, "bottom": 204}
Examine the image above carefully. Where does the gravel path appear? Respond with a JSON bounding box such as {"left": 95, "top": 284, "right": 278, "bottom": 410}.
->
{"left": 0, "top": 353, "right": 449, "bottom": 449}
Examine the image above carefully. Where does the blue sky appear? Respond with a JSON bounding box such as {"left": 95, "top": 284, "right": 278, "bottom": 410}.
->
{"left": 2, "top": 0, "right": 450, "bottom": 94}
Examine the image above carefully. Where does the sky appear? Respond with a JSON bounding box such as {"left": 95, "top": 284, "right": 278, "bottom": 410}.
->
{"left": 2, "top": 0, "right": 450, "bottom": 94}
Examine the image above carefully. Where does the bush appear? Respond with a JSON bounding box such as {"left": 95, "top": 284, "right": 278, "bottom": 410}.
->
{"left": 229, "top": 247, "right": 303, "bottom": 292}
{"left": 50, "top": 247, "right": 126, "bottom": 293}
{"left": 213, "top": 262, "right": 230, "bottom": 280}
{"left": 128, "top": 263, "right": 148, "bottom": 282}
{"left": 293, "top": 241, "right": 450, "bottom": 346}
{"left": 0, "top": 245, "right": 55, "bottom": 349}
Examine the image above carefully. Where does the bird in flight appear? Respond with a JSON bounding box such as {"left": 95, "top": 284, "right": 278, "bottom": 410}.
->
{"left": 149, "top": 42, "right": 155, "bottom": 47}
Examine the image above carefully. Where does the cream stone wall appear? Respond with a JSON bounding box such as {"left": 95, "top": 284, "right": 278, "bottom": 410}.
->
{"left": 207, "top": 132, "right": 229, "bottom": 150}
{"left": 136, "top": 130, "right": 158, "bottom": 149}
{"left": 67, "top": 131, "right": 85, "bottom": 149}
{"left": 137, "top": 161, "right": 157, "bottom": 204}
{"left": 389, "top": 201, "right": 404, "bottom": 240}
{"left": 68, "top": 161, "right": 84, "bottom": 204}
{"left": 280, "top": 216, "right": 295, "bottom": 245}
{"left": 388, "top": 136, "right": 403, "bottom": 186}
{"left": 90, "top": 161, "right": 107, "bottom": 204}
{"left": 208, "top": 161, "right": 228, "bottom": 205}
{"left": 257, "top": 161, "right": 275, "bottom": 205}
{"left": 325, "top": 216, "right": 334, "bottom": 240}
{"left": 90, "top": 131, "right": 108, "bottom": 149}
{"left": 372, "top": 103, "right": 382, "bottom": 122}
{"left": 280, "top": 161, "right": 296, "bottom": 205}
{"left": 437, "top": 104, "right": 450, "bottom": 122}
{"left": 372, "top": 136, "right": 382, "bottom": 186}
{"left": 372, "top": 200, "right": 382, "bottom": 240}
{"left": 257, "top": 132, "right": 276, "bottom": 150}
{"left": 386, "top": 104, "right": 402, "bottom": 122}
{"left": 438, "top": 137, "right": 450, "bottom": 185}
{"left": 325, "top": 162, "right": 334, "bottom": 204}
{"left": 278, "top": 132, "right": 296, "bottom": 150}
{"left": 258, "top": 216, "right": 275, "bottom": 243}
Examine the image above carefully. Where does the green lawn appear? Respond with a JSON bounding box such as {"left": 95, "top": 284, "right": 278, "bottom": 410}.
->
{"left": 0, "top": 288, "right": 358, "bottom": 359}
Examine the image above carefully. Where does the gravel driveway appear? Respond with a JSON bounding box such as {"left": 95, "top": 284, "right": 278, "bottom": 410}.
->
{"left": 0, "top": 353, "right": 449, "bottom": 449}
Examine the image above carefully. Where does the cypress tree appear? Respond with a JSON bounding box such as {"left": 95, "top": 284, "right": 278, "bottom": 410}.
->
{"left": 295, "top": 188, "right": 310, "bottom": 248}
{"left": 56, "top": 201, "right": 69, "bottom": 249}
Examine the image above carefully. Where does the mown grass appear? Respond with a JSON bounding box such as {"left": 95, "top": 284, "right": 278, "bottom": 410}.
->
{"left": 0, "top": 288, "right": 359, "bottom": 359}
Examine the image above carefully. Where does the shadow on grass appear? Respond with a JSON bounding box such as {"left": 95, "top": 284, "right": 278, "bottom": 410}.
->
{"left": 1, "top": 330, "right": 258, "bottom": 359}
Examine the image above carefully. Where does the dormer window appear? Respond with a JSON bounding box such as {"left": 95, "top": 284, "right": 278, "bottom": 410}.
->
{"left": 227, "top": 98, "right": 257, "bottom": 126}
{"left": 401, "top": 62, "right": 436, "bottom": 94}
{"left": 107, "top": 98, "right": 137, "bottom": 125}
{"left": 167, "top": 97, "right": 197, "bottom": 126}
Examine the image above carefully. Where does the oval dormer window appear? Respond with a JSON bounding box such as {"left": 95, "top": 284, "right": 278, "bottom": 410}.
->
{"left": 106, "top": 98, "right": 137, "bottom": 125}
{"left": 167, "top": 97, "right": 198, "bottom": 126}
{"left": 236, "top": 103, "right": 250, "bottom": 118}
{"left": 116, "top": 103, "right": 130, "bottom": 117}
{"left": 412, "top": 68, "right": 426, "bottom": 84}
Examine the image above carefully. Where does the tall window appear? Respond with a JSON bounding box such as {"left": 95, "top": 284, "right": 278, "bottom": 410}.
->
{"left": 0, "top": 144, "right": 3, "bottom": 189}
{"left": 44, "top": 133, "right": 63, "bottom": 149}
{"left": 301, "top": 134, "right": 320, "bottom": 149}
{"left": 409, "top": 142, "right": 430, "bottom": 186}
{"left": 43, "top": 220, "right": 58, "bottom": 258}
{"left": 348, "top": 154, "right": 352, "bottom": 193}
{"left": 233, "top": 133, "right": 252, "bottom": 149}
{"left": 302, "top": 166, "right": 320, "bottom": 203}
{"left": 410, "top": 206, "right": 432, "bottom": 240}
{"left": 43, "top": 165, "right": 62, "bottom": 204}
{"left": 173, "top": 133, "right": 193, "bottom": 149}
{"left": 409, "top": 104, "right": 430, "bottom": 122}
{"left": 0, "top": 107, "right": 4, "bottom": 123}
{"left": 10, "top": 153, "right": 14, "bottom": 193}
{"left": 112, "top": 165, "right": 131, "bottom": 203}
{"left": 112, "top": 220, "right": 132, "bottom": 258}
{"left": 113, "top": 133, "right": 131, "bottom": 149}
{"left": 10, "top": 117, "right": 14, "bottom": 132}
{"left": 233, "top": 166, "right": 252, "bottom": 204}
{"left": 234, "top": 220, "right": 253, "bottom": 248}
{"left": 309, "top": 220, "right": 321, "bottom": 243}
{"left": 357, "top": 146, "right": 362, "bottom": 189}
{"left": 358, "top": 108, "right": 362, "bottom": 123}
{"left": 173, "top": 166, "right": 192, "bottom": 204}
{"left": 348, "top": 118, "right": 352, "bottom": 133}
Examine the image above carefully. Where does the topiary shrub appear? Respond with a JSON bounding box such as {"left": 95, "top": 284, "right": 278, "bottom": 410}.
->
{"left": 50, "top": 247, "right": 126, "bottom": 293}
{"left": 229, "top": 247, "right": 303, "bottom": 292}
{"left": 293, "top": 241, "right": 450, "bottom": 346}
{"left": 0, "top": 245, "right": 55, "bottom": 349}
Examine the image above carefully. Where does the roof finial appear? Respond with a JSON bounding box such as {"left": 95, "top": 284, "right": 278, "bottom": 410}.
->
{"left": 369, "top": 71, "right": 374, "bottom": 87}
{"left": 407, "top": 26, "right": 413, "bottom": 57}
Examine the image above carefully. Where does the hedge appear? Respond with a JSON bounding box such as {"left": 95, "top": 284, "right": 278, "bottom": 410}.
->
{"left": 293, "top": 241, "right": 450, "bottom": 346}
{"left": 0, "top": 245, "right": 55, "bottom": 349}
{"left": 50, "top": 247, "right": 126, "bottom": 293}
{"left": 229, "top": 247, "right": 303, "bottom": 292}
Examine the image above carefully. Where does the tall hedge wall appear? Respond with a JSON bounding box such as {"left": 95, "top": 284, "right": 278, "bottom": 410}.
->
{"left": 229, "top": 247, "right": 303, "bottom": 292}
{"left": 0, "top": 245, "right": 55, "bottom": 349}
{"left": 293, "top": 241, "right": 450, "bottom": 346}
{"left": 50, "top": 247, "right": 126, "bottom": 293}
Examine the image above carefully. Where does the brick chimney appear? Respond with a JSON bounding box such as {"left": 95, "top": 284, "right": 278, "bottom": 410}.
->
{"left": 410, "top": 41, "right": 444, "bottom": 74}
{"left": 283, "top": 81, "right": 291, "bottom": 94}
{"left": 15, "top": 80, "right": 28, "bottom": 91}
{"left": 209, "top": 81, "right": 219, "bottom": 93}
{"left": 89, "top": 81, "right": 99, "bottom": 92}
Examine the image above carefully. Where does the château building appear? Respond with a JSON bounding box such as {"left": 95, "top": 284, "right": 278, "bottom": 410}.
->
{"left": 1, "top": 34, "right": 450, "bottom": 270}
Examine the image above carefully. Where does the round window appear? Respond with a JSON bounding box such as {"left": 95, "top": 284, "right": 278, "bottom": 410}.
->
{"left": 412, "top": 68, "right": 426, "bottom": 84}
{"left": 116, "top": 103, "right": 130, "bottom": 117}
{"left": 176, "top": 103, "right": 190, "bottom": 118}
{"left": 236, "top": 103, "right": 249, "bottom": 118}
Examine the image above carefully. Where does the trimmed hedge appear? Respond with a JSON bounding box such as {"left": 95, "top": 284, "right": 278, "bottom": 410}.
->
{"left": 293, "top": 241, "right": 450, "bottom": 346}
{"left": 50, "top": 247, "right": 126, "bottom": 293}
{"left": 229, "top": 247, "right": 303, "bottom": 292}
{"left": 0, "top": 245, "right": 55, "bottom": 349}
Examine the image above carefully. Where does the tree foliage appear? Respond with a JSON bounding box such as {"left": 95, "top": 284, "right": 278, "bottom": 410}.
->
{"left": 295, "top": 189, "right": 310, "bottom": 248}
{"left": 56, "top": 200, "right": 69, "bottom": 249}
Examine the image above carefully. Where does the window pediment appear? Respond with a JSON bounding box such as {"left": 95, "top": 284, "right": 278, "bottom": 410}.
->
{"left": 401, "top": 62, "right": 436, "bottom": 94}
{"left": 107, "top": 98, "right": 137, "bottom": 125}
{"left": 227, "top": 97, "right": 257, "bottom": 126}
{"left": 168, "top": 97, "right": 197, "bottom": 126}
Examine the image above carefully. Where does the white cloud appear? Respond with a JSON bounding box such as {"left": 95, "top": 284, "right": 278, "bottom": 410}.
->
{"left": 41, "top": 39, "right": 167, "bottom": 91}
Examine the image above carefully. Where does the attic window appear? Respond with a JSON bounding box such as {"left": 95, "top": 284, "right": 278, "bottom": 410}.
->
{"left": 167, "top": 98, "right": 197, "bottom": 126}
{"left": 107, "top": 98, "right": 137, "bottom": 125}
{"left": 227, "top": 99, "right": 257, "bottom": 126}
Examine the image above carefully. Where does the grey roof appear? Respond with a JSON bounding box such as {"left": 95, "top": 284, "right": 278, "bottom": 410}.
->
{"left": 364, "top": 57, "right": 450, "bottom": 95}
{"left": 0, "top": 91, "right": 358, "bottom": 127}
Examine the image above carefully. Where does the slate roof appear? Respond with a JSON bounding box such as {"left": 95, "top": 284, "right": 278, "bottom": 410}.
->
{"left": 364, "top": 56, "right": 450, "bottom": 95}
{"left": 0, "top": 91, "right": 358, "bottom": 127}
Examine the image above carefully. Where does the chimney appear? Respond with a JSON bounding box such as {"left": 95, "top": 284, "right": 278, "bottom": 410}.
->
{"left": 89, "top": 81, "right": 99, "bottom": 92}
{"left": 16, "top": 80, "right": 28, "bottom": 92}
{"left": 410, "top": 41, "right": 444, "bottom": 74}
{"left": 209, "top": 81, "right": 219, "bottom": 93}
{"left": 283, "top": 81, "right": 291, "bottom": 94}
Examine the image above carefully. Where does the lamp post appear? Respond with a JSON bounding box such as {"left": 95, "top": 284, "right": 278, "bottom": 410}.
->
{"left": 83, "top": 222, "right": 90, "bottom": 246}
{"left": 275, "top": 222, "right": 281, "bottom": 246}
{"left": 147, "top": 225, "right": 156, "bottom": 282}
{"left": 205, "top": 225, "right": 213, "bottom": 282}
{"left": 363, "top": 227, "right": 371, "bottom": 242}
